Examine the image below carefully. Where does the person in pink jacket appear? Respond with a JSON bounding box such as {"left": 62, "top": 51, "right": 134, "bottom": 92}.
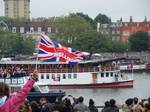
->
{"left": 0, "top": 70, "right": 38, "bottom": 112}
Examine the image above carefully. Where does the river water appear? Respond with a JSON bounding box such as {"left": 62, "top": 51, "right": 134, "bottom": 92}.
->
{"left": 62, "top": 72, "right": 150, "bottom": 106}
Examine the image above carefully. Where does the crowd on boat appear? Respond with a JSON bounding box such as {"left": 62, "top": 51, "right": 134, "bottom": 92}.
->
{"left": 0, "top": 66, "right": 27, "bottom": 78}
{"left": 0, "top": 63, "right": 119, "bottom": 77}
{"left": 17, "top": 95, "right": 150, "bottom": 112}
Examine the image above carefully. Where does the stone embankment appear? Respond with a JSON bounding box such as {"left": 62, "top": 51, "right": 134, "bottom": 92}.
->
{"left": 99, "top": 52, "right": 150, "bottom": 63}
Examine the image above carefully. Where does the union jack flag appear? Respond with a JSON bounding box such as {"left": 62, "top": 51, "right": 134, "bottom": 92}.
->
{"left": 38, "top": 34, "right": 84, "bottom": 63}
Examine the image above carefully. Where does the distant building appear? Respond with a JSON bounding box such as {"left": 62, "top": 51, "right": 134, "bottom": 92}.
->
{"left": 3, "top": 0, "right": 30, "bottom": 19}
{"left": 120, "top": 16, "right": 150, "bottom": 41}
{"left": 97, "top": 17, "right": 150, "bottom": 41}
{"left": 97, "top": 22, "right": 120, "bottom": 41}
{"left": 110, "top": 22, "right": 120, "bottom": 41}
{"left": 0, "top": 20, "right": 53, "bottom": 40}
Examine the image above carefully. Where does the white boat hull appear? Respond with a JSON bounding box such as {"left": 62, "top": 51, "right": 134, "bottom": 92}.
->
{"left": 35, "top": 71, "right": 133, "bottom": 88}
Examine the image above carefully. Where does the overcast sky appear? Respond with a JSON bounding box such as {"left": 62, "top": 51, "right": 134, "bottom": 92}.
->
{"left": 0, "top": 0, "right": 150, "bottom": 22}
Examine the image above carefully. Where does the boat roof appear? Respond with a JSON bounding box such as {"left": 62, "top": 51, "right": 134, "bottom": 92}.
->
{"left": 0, "top": 57, "right": 126, "bottom": 65}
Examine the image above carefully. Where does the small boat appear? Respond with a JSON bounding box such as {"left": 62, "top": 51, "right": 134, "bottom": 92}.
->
{"left": 0, "top": 58, "right": 133, "bottom": 88}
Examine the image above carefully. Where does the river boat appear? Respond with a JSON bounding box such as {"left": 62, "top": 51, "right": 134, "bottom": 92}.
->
{"left": 0, "top": 57, "right": 133, "bottom": 88}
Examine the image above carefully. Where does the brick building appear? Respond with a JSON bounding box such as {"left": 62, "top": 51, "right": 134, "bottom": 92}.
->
{"left": 97, "top": 17, "right": 150, "bottom": 41}
{"left": 120, "top": 16, "right": 150, "bottom": 41}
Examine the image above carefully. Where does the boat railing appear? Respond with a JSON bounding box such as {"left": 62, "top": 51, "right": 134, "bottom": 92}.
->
{"left": 0, "top": 72, "right": 29, "bottom": 78}
{"left": 100, "top": 67, "right": 119, "bottom": 72}
{"left": 54, "top": 67, "right": 117, "bottom": 73}
{"left": 38, "top": 67, "right": 99, "bottom": 73}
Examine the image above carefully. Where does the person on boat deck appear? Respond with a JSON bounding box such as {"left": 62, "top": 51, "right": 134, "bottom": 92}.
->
{"left": 0, "top": 69, "right": 38, "bottom": 112}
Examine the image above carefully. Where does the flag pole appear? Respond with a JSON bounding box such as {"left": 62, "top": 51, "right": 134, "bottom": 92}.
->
{"left": 35, "top": 55, "right": 38, "bottom": 70}
{"left": 35, "top": 33, "right": 42, "bottom": 70}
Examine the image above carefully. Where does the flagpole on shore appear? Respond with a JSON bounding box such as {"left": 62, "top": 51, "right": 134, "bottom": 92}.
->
{"left": 130, "top": 63, "right": 134, "bottom": 80}
{"left": 132, "top": 64, "right": 134, "bottom": 80}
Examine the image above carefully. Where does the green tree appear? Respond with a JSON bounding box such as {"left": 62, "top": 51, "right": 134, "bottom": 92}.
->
{"left": 54, "top": 14, "right": 94, "bottom": 46}
{"left": 0, "top": 29, "right": 36, "bottom": 56}
{"left": 111, "top": 40, "right": 130, "bottom": 52}
{"left": 0, "top": 29, "right": 15, "bottom": 55}
{"left": 0, "top": 16, "right": 13, "bottom": 21}
{"left": 94, "top": 13, "right": 111, "bottom": 24}
{"left": 129, "top": 31, "right": 150, "bottom": 51}
{"left": 74, "top": 31, "right": 112, "bottom": 53}
{"left": 0, "top": 16, "right": 29, "bottom": 22}
{"left": 22, "top": 37, "right": 36, "bottom": 54}
{"left": 75, "top": 13, "right": 96, "bottom": 29}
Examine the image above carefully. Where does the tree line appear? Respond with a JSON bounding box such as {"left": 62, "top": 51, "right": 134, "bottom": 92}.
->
{"left": 0, "top": 13, "right": 150, "bottom": 57}
{"left": 0, "top": 29, "right": 36, "bottom": 57}
{"left": 52, "top": 13, "right": 150, "bottom": 53}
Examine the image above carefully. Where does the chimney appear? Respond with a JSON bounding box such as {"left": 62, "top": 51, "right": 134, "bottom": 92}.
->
{"left": 130, "top": 16, "right": 133, "bottom": 22}
{"left": 144, "top": 16, "right": 147, "bottom": 23}
{"left": 120, "top": 17, "right": 122, "bottom": 22}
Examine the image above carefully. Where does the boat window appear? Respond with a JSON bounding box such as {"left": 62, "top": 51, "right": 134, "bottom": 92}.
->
{"left": 57, "top": 74, "right": 60, "bottom": 78}
{"left": 63, "top": 74, "right": 66, "bottom": 79}
{"left": 41, "top": 74, "right": 44, "bottom": 79}
{"left": 73, "top": 74, "right": 77, "bottom": 79}
{"left": 68, "top": 74, "right": 72, "bottom": 79}
{"left": 46, "top": 74, "right": 49, "bottom": 79}
{"left": 111, "top": 72, "right": 113, "bottom": 77}
{"left": 101, "top": 73, "right": 104, "bottom": 77}
{"left": 106, "top": 73, "right": 109, "bottom": 77}
{"left": 52, "top": 74, "right": 55, "bottom": 79}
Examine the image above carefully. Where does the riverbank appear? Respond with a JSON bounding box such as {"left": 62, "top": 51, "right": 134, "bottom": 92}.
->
{"left": 100, "top": 52, "right": 150, "bottom": 63}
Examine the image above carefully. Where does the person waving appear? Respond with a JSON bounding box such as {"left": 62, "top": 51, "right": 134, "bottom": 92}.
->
{"left": 0, "top": 70, "right": 38, "bottom": 112}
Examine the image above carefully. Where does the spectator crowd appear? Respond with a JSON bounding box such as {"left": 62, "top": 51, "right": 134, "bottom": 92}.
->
{"left": 0, "top": 65, "right": 27, "bottom": 78}
{"left": 17, "top": 95, "right": 150, "bottom": 112}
